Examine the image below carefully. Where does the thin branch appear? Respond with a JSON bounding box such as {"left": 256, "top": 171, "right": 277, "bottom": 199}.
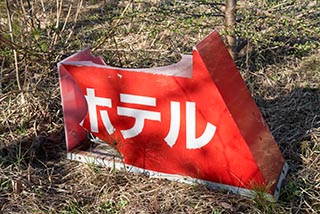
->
{"left": 61, "top": 2, "right": 73, "bottom": 33}
{"left": 50, "top": 0, "right": 63, "bottom": 47}
{"left": 5, "top": 0, "right": 22, "bottom": 91}
{"left": 64, "top": 0, "right": 83, "bottom": 45}
{"left": 0, "top": 57, "right": 4, "bottom": 93}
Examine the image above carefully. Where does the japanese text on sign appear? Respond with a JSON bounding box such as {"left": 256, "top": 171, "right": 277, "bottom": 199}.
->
{"left": 83, "top": 88, "right": 216, "bottom": 149}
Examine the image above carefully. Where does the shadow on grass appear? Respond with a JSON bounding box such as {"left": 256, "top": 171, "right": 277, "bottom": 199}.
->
{"left": 0, "top": 130, "right": 65, "bottom": 167}
{"left": 0, "top": 129, "right": 77, "bottom": 212}
{"left": 256, "top": 87, "right": 319, "bottom": 210}
{"left": 257, "top": 87, "right": 319, "bottom": 169}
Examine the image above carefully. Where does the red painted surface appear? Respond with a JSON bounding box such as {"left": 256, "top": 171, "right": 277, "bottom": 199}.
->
{"left": 58, "top": 31, "right": 285, "bottom": 194}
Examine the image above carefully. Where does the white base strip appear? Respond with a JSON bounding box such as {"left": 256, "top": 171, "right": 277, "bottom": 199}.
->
{"left": 67, "top": 145, "right": 289, "bottom": 201}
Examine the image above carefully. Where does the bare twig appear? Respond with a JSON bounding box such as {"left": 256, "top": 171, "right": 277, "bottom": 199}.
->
{"left": 5, "top": 0, "right": 22, "bottom": 91}
{"left": 50, "top": 0, "right": 63, "bottom": 47}
{"left": 61, "top": 3, "right": 73, "bottom": 33}
{"left": 0, "top": 57, "right": 4, "bottom": 93}
{"left": 64, "top": 0, "right": 83, "bottom": 45}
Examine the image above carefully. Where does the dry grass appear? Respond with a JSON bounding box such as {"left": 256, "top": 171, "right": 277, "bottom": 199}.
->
{"left": 1, "top": 0, "right": 319, "bottom": 213}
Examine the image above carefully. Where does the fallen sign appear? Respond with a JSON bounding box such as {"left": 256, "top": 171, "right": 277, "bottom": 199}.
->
{"left": 58, "top": 30, "right": 288, "bottom": 201}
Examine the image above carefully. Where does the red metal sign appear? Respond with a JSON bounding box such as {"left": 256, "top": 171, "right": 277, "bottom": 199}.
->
{"left": 58, "top": 31, "right": 288, "bottom": 200}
